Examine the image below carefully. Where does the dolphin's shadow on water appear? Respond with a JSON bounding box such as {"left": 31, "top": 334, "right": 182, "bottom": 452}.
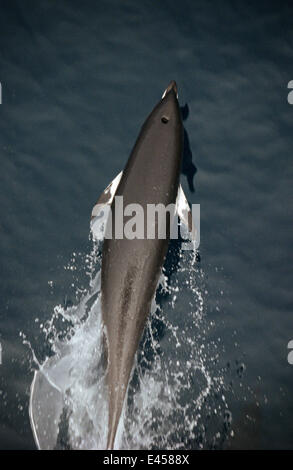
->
{"left": 180, "top": 103, "right": 197, "bottom": 193}
{"left": 163, "top": 102, "right": 200, "bottom": 280}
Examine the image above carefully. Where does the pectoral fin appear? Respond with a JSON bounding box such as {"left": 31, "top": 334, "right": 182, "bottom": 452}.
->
{"left": 175, "top": 184, "right": 197, "bottom": 241}
{"left": 91, "top": 171, "right": 123, "bottom": 239}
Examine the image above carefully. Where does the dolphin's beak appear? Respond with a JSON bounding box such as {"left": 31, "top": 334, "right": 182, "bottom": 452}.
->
{"left": 162, "top": 80, "right": 178, "bottom": 99}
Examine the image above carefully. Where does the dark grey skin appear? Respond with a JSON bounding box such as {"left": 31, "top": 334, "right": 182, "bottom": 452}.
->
{"left": 101, "top": 81, "right": 183, "bottom": 449}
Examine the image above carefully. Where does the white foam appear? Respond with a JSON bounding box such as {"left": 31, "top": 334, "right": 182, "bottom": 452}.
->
{"left": 28, "top": 241, "right": 229, "bottom": 449}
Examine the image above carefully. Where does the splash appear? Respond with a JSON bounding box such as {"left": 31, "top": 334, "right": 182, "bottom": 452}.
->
{"left": 28, "top": 238, "right": 231, "bottom": 449}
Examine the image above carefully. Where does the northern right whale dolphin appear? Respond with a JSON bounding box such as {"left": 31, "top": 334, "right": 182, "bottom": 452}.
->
{"left": 91, "top": 81, "right": 196, "bottom": 449}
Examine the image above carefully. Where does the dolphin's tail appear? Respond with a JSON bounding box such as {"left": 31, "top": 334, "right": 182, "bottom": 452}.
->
{"left": 107, "top": 426, "right": 116, "bottom": 450}
{"left": 106, "top": 378, "right": 128, "bottom": 449}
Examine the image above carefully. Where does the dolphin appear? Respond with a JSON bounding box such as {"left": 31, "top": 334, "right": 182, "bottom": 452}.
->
{"left": 91, "top": 81, "right": 196, "bottom": 449}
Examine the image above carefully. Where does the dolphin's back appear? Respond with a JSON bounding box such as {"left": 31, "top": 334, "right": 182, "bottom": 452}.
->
{"left": 101, "top": 84, "right": 183, "bottom": 449}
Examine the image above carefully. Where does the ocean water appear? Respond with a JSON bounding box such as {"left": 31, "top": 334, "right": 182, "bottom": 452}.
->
{"left": 0, "top": 0, "right": 292, "bottom": 449}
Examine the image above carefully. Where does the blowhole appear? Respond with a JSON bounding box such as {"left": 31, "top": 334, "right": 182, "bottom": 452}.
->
{"left": 161, "top": 116, "right": 169, "bottom": 124}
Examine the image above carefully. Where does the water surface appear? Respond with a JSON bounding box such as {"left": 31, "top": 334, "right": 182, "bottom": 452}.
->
{"left": 0, "top": 0, "right": 292, "bottom": 449}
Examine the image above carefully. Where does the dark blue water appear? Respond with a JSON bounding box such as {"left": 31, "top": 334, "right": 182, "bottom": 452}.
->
{"left": 0, "top": 0, "right": 293, "bottom": 449}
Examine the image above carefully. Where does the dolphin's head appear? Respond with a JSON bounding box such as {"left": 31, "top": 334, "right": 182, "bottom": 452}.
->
{"left": 145, "top": 80, "right": 182, "bottom": 143}
{"left": 162, "top": 80, "right": 178, "bottom": 100}
{"left": 159, "top": 80, "right": 180, "bottom": 124}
